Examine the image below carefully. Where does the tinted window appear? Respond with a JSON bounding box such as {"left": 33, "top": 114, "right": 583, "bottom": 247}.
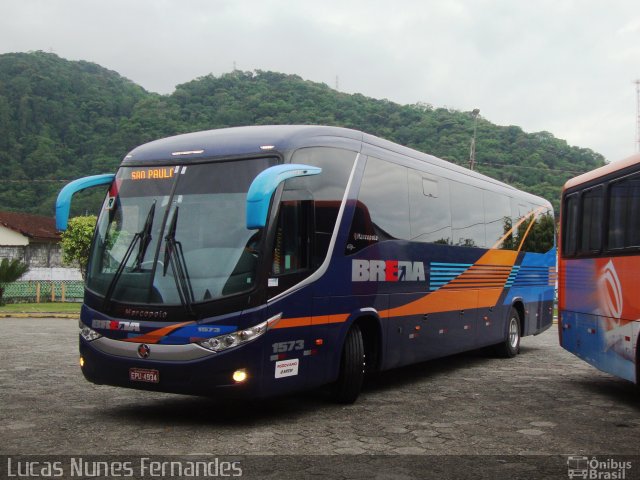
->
{"left": 609, "top": 182, "right": 627, "bottom": 250}
{"left": 408, "top": 170, "right": 452, "bottom": 244}
{"left": 608, "top": 176, "right": 640, "bottom": 250}
{"left": 562, "top": 194, "right": 578, "bottom": 256}
{"left": 579, "top": 187, "right": 603, "bottom": 253}
{"left": 271, "top": 196, "right": 312, "bottom": 276}
{"left": 347, "top": 156, "right": 410, "bottom": 253}
{"left": 287, "top": 147, "right": 357, "bottom": 266}
{"left": 484, "top": 191, "right": 513, "bottom": 249}
{"left": 517, "top": 203, "right": 531, "bottom": 219}
{"left": 451, "top": 182, "right": 485, "bottom": 248}
{"left": 289, "top": 147, "right": 357, "bottom": 203}
{"left": 518, "top": 208, "right": 555, "bottom": 254}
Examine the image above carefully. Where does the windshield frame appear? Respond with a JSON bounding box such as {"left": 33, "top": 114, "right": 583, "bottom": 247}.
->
{"left": 85, "top": 157, "right": 280, "bottom": 313}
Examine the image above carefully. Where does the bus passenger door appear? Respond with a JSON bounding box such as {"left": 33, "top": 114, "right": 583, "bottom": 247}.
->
{"left": 264, "top": 193, "right": 315, "bottom": 395}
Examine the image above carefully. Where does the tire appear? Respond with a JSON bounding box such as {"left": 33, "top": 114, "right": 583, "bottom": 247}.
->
{"left": 331, "top": 324, "right": 365, "bottom": 404}
{"left": 495, "top": 307, "right": 521, "bottom": 358}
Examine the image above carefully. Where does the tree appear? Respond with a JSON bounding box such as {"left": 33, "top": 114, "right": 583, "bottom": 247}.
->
{"left": 516, "top": 213, "right": 556, "bottom": 253}
{"left": 61, "top": 216, "right": 97, "bottom": 280}
{"left": 0, "top": 52, "right": 608, "bottom": 216}
{"left": 0, "top": 258, "right": 29, "bottom": 305}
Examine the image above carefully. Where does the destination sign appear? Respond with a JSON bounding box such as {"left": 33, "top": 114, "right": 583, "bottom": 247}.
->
{"left": 130, "top": 167, "right": 177, "bottom": 181}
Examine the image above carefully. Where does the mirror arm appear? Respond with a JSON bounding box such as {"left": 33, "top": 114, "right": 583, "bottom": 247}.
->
{"left": 246, "top": 164, "right": 321, "bottom": 229}
{"left": 56, "top": 174, "right": 115, "bottom": 231}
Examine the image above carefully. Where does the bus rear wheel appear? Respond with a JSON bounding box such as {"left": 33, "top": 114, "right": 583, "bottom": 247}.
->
{"left": 331, "top": 324, "right": 365, "bottom": 404}
{"left": 495, "top": 308, "right": 521, "bottom": 358}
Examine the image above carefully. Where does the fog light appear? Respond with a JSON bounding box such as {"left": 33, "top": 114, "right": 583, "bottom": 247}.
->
{"left": 232, "top": 369, "right": 248, "bottom": 383}
{"left": 80, "top": 356, "right": 85, "bottom": 368}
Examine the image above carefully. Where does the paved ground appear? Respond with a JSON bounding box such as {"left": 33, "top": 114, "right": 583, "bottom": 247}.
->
{"left": 1, "top": 318, "right": 639, "bottom": 479}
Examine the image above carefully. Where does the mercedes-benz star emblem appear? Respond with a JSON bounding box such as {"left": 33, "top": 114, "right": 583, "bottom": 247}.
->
{"left": 137, "top": 344, "right": 151, "bottom": 359}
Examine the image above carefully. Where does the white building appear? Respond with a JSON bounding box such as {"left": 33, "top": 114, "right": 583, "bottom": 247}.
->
{"left": 0, "top": 210, "right": 82, "bottom": 281}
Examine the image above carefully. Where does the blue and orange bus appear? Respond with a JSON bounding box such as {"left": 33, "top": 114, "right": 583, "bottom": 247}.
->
{"left": 559, "top": 153, "right": 640, "bottom": 384}
{"left": 57, "top": 126, "right": 556, "bottom": 403}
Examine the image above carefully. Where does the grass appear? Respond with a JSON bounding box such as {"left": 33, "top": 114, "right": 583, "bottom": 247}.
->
{"left": 0, "top": 302, "right": 81, "bottom": 313}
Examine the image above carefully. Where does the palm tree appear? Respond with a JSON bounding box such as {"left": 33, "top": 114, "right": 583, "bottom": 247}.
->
{"left": 0, "top": 258, "right": 29, "bottom": 305}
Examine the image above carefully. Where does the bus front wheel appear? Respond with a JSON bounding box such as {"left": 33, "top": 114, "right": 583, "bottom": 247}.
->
{"left": 495, "top": 308, "right": 521, "bottom": 358}
{"left": 331, "top": 324, "right": 365, "bottom": 404}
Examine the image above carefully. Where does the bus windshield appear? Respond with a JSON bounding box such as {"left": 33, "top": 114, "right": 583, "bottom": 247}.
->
{"left": 86, "top": 158, "right": 277, "bottom": 306}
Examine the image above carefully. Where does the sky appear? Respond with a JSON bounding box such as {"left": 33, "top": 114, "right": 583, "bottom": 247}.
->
{"left": 1, "top": 0, "right": 639, "bottom": 163}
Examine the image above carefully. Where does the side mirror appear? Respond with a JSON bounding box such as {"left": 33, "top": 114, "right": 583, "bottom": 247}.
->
{"left": 246, "top": 164, "right": 321, "bottom": 229}
{"left": 56, "top": 174, "right": 115, "bottom": 231}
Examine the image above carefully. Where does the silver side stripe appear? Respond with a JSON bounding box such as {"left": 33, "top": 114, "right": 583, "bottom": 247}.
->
{"left": 91, "top": 337, "right": 215, "bottom": 361}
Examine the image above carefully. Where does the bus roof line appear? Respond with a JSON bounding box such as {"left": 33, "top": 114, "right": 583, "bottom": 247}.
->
{"left": 563, "top": 153, "right": 640, "bottom": 191}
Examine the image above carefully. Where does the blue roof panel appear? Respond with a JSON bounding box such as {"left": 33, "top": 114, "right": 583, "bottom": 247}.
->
{"left": 122, "top": 125, "right": 363, "bottom": 164}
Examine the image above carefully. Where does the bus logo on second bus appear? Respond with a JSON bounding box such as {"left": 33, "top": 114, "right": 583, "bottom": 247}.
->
{"left": 352, "top": 260, "right": 425, "bottom": 282}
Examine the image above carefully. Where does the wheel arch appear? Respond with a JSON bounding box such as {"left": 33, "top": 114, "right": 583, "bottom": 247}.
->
{"left": 335, "top": 309, "right": 384, "bottom": 376}
{"left": 510, "top": 299, "right": 526, "bottom": 335}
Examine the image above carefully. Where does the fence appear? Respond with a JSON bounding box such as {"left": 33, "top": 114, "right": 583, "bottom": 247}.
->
{"left": 2, "top": 280, "right": 84, "bottom": 303}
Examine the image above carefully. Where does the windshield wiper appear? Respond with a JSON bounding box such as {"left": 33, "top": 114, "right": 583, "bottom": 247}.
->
{"left": 163, "top": 207, "right": 196, "bottom": 317}
{"left": 102, "top": 201, "right": 156, "bottom": 310}
{"left": 133, "top": 201, "right": 156, "bottom": 270}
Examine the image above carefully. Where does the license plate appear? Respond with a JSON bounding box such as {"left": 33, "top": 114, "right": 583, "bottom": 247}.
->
{"left": 129, "top": 368, "right": 159, "bottom": 383}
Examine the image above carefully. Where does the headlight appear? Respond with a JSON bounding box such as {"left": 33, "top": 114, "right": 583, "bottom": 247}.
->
{"left": 80, "top": 324, "right": 102, "bottom": 342}
{"left": 198, "top": 320, "right": 268, "bottom": 352}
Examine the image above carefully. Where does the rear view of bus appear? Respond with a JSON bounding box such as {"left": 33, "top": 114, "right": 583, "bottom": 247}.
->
{"left": 559, "top": 154, "right": 640, "bottom": 384}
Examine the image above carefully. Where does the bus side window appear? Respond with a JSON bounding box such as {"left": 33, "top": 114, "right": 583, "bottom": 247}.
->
{"left": 521, "top": 208, "right": 555, "bottom": 253}
{"left": 579, "top": 186, "right": 603, "bottom": 254}
{"left": 563, "top": 194, "right": 579, "bottom": 256}
{"left": 346, "top": 156, "right": 410, "bottom": 254}
{"left": 608, "top": 182, "right": 627, "bottom": 250}
{"left": 288, "top": 146, "right": 358, "bottom": 266}
{"left": 626, "top": 180, "right": 640, "bottom": 247}
{"left": 608, "top": 176, "right": 640, "bottom": 250}
{"left": 483, "top": 190, "right": 512, "bottom": 249}
{"left": 451, "top": 181, "right": 485, "bottom": 248}
{"left": 408, "top": 170, "right": 452, "bottom": 245}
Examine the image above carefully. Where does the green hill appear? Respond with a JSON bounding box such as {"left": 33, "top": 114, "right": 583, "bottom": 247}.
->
{"left": 0, "top": 51, "right": 605, "bottom": 215}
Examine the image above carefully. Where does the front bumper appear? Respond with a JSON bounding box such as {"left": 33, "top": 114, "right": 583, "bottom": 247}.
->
{"left": 79, "top": 336, "right": 265, "bottom": 398}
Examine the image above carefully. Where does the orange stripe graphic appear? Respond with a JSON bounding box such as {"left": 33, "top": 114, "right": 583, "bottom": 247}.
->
{"left": 270, "top": 317, "right": 311, "bottom": 329}
{"left": 273, "top": 250, "right": 523, "bottom": 328}
{"left": 123, "top": 321, "right": 195, "bottom": 344}
{"left": 381, "top": 250, "right": 518, "bottom": 318}
{"left": 271, "top": 314, "right": 350, "bottom": 329}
